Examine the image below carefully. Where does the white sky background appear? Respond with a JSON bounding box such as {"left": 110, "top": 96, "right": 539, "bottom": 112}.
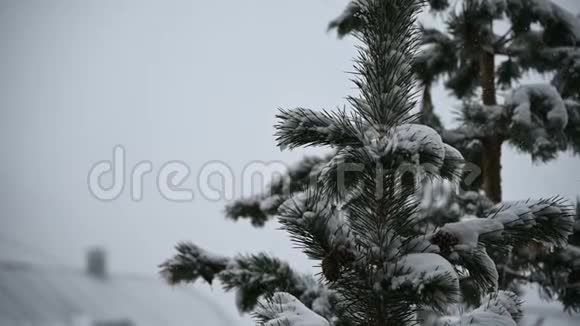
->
{"left": 0, "top": 0, "right": 579, "bottom": 325}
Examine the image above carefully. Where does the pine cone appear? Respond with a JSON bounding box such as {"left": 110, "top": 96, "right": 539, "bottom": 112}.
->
{"left": 322, "top": 253, "right": 341, "bottom": 282}
{"left": 322, "top": 246, "right": 356, "bottom": 282}
{"left": 431, "top": 231, "right": 459, "bottom": 252}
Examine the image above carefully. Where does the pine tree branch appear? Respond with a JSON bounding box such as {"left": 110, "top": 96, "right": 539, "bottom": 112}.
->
{"left": 327, "top": 2, "right": 362, "bottom": 38}
{"left": 160, "top": 242, "right": 346, "bottom": 322}
{"left": 225, "top": 155, "right": 331, "bottom": 226}
{"left": 438, "top": 197, "right": 575, "bottom": 251}
{"left": 220, "top": 254, "right": 306, "bottom": 312}
{"left": 415, "top": 25, "right": 459, "bottom": 86}
{"left": 443, "top": 291, "right": 523, "bottom": 326}
{"left": 278, "top": 189, "right": 356, "bottom": 263}
{"left": 431, "top": 197, "right": 575, "bottom": 294}
{"left": 505, "top": 0, "right": 580, "bottom": 44}
{"left": 505, "top": 84, "right": 568, "bottom": 161}
{"left": 255, "top": 293, "right": 330, "bottom": 326}
{"left": 494, "top": 27, "right": 514, "bottom": 48}
{"left": 528, "top": 244, "right": 580, "bottom": 312}
{"left": 275, "top": 108, "right": 363, "bottom": 150}
{"left": 159, "top": 242, "right": 228, "bottom": 285}
{"left": 346, "top": 0, "right": 422, "bottom": 127}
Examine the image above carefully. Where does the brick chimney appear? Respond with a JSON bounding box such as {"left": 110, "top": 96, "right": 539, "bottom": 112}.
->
{"left": 86, "top": 247, "right": 107, "bottom": 279}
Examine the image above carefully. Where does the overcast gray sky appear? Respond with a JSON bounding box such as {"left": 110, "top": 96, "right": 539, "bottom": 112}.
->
{"left": 0, "top": 0, "right": 579, "bottom": 325}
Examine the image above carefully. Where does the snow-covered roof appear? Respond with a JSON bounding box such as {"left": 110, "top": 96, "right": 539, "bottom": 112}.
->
{"left": 0, "top": 260, "right": 234, "bottom": 326}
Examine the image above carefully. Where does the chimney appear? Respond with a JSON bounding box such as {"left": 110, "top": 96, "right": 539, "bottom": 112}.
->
{"left": 86, "top": 247, "right": 107, "bottom": 279}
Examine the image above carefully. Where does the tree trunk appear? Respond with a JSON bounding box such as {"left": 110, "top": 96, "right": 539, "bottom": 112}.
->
{"left": 421, "top": 83, "right": 433, "bottom": 116}
{"left": 479, "top": 50, "right": 502, "bottom": 203}
{"left": 481, "top": 134, "right": 502, "bottom": 203}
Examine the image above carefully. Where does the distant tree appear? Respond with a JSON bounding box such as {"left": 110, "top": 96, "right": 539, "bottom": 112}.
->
{"left": 329, "top": 0, "right": 580, "bottom": 202}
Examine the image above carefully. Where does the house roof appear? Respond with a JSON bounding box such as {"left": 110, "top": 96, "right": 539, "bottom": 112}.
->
{"left": 3, "top": 259, "right": 576, "bottom": 326}
{"left": 0, "top": 260, "right": 234, "bottom": 326}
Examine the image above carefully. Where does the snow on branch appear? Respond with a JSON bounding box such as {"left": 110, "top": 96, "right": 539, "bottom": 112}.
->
{"left": 255, "top": 292, "right": 330, "bottom": 326}
{"left": 429, "top": 197, "right": 574, "bottom": 292}
{"left": 506, "top": 84, "right": 568, "bottom": 129}
{"left": 507, "top": 0, "right": 580, "bottom": 43}
{"left": 415, "top": 26, "right": 458, "bottom": 85}
{"left": 278, "top": 190, "right": 356, "bottom": 263}
{"left": 159, "top": 242, "right": 228, "bottom": 285}
{"left": 221, "top": 254, "right": 306, "bottom": 312}
{"left": 393, "top": 124, "right": 458, "bottom": 173}
{"left": 452, "top": 84, "right": 574, "bottom": 160}
{"left": 440, "top": 144, "right": 465, "bottom": 182}
{"left": 481, "top": 290, "right": 524, "bottom": 322}
{"left": 160, "top": 243, "right": 341, "bottom": 316}
{"left": 387, "top": 124, "right": 465, "bottom": 183}
{"left": 225, "top": 155, "right": 330, "bottom": 226}
{"left": 443, "top": 291, "right": 523, "bottom": 326}
{"left": 286, "top": 124, "right": 465, "bottom": 207}
{"left": 504, "top": 84, "right": 568, "bottom": 160}
{"left": 421, "top": 26, "right": 453, "bottom": 45}
{"left": 434, "top": 197, "right": 575, "bottom": 252}
{"left": 316, "top": 148, "right": 364, "bottom": 201}
{"left": 392, "top": 124, "right": 447, "bottom": 167}
{"left": 391, "top": 253, "right": 461, "bottom": 311}
{"left": 275, "top": 108, "right": 362, "bottom": 150}
{"left": 456, "top": 103, "right": 508, "bottom": 139}
{"left": 342, "top": 124, "right": 464, "bottom": 183}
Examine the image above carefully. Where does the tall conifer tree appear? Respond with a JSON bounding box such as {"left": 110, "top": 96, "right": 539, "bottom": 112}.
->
{"left": 222, "top": 0, "right": 580, "bottom": 311}
{"left": 162, "top": 1, "right": 575, "bottom": 324}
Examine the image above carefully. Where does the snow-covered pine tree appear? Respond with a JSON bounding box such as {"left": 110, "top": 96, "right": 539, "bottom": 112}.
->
{"left": 161, "top": 1, "right": 575, "bottom": 325}
{"left": 327, "top": 0, "right": 580, "bottom": 198}
{"left": 325, "top": 0, "right": 580, "bottom": 311}
{"left": 225, "top": 0, "right": 580, "bottom": 238}
{"left": 220, "top": 0, "right": 580, "bottom": 311}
